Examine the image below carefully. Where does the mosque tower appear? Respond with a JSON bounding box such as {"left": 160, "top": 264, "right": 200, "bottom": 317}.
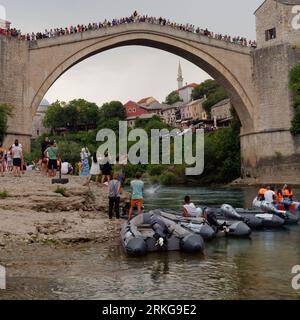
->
{"left": 177, "top": 61, "right": 183, "bottom": 89}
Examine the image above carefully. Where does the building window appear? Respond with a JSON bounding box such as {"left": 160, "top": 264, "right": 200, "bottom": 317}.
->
{"left": 265, "top": 28, "right": 276, "bottom": 41}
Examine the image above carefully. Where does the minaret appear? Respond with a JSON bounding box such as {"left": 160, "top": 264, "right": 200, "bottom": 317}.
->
{"left": 177, "top": 61, "right": 183, "bottom": 89}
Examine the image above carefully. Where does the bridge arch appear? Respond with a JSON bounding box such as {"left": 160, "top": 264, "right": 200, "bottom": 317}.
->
{"left": 27, "top": 24, "right": 256, "bottom": 133}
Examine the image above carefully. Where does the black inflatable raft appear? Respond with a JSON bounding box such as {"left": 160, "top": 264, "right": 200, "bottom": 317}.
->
{"left": 121, "top": 212, "right": 205, "bottom": 256}
{"left": 153, "top": 209, "right": 251, "bottom": 238}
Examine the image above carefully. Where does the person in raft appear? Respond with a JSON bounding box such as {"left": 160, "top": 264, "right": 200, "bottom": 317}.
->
{"left": 182, "top": 196, "right": 203, "bottom": 218}
{"left": 128, "top": 172, "right": 144, "bottom": 220}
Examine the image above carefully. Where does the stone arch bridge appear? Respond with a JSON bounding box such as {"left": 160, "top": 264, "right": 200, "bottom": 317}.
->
{"left": 0, "top": 15, "right": 300, "bottom": 183}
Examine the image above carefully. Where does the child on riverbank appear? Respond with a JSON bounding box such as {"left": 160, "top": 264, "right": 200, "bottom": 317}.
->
{"left": 128, "top": 172, "right": 144, "bottom": 220}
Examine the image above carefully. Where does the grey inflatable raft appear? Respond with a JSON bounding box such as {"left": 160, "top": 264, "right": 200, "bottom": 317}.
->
{"left": 121, "top": 212, "right": 205, "bottom": 256}
{"left": 220, "top": 204, "right": 298, "bottom": 228}
{"left": 153, "top": 209, "right": 251, "bottom": 238}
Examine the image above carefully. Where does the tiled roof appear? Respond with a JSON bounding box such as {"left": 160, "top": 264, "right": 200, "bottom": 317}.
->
{"left": 211, "top": 98, "right": 231, "bottom": 109}
{"left": 177, "top": 83, "right": 198, "bottom": 92}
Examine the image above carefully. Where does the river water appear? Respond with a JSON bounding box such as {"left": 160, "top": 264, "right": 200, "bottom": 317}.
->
{"left": 1, "top": 186, "right": 300, "bottom": 300}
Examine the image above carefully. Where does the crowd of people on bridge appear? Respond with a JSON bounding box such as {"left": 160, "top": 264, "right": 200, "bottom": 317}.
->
{"left": 0, "top": 11, "right": 257, "bottom": 48}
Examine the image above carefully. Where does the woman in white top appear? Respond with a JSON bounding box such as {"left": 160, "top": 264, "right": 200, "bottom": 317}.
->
{"left": 12, "top": 140, "right": 23, "bottom": 177}
{"left": 182, "top": 195, "right": 203, "bottom": 218}
{"left": 83, "top": 152, "right": 101, "bottom": 186}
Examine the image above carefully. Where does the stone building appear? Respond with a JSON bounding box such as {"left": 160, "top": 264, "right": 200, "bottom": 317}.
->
{"left": 142, "top": 101, "right": 166, "bottom": 116}
{"left": 211, "top": 98, "right": 232, "bottom": 121}
{"left": 161, "top": 104, "right": 182, "bottom": 126}
{"left": 255, "top": 0, "right": 300, "bottom": 48}
{"left": 180, "top": 98, "right": 208, "bottom": 122}
{"left": 31, "top": 98, "right": 50, "bottom": 139}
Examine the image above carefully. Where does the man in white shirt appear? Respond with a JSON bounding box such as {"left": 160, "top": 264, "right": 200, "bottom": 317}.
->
{"left": 264, "top": 186, "right": 276, "bottom": 203}
{"left": 182, "top": 196, "right": 203, "bottom": 218}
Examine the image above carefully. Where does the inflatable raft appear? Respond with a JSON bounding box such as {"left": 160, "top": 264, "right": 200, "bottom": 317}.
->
{"left": 220, "top": 204, "right": 287, "bottom": 229}
{"left": 121, "top": 212, "right": 205, "bottom": 256}
{"left": 153, "top": 209, "right": 251, "bottom": 238}
{"left": 252, "top": 198, "right": 299, "bottom": 224}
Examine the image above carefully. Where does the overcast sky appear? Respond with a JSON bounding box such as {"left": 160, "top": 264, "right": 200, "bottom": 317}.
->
{"left": 1, "top": 0, "right": 262, "bottom": 106}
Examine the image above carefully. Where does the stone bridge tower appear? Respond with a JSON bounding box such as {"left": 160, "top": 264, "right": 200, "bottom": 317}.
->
{"left": 240, "top": 0, "right": 300, "bottom": 183}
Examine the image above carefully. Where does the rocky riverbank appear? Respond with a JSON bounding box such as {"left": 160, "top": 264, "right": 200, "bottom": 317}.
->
{"left": 0, "top": 172, "right": 129, "bottom": 247}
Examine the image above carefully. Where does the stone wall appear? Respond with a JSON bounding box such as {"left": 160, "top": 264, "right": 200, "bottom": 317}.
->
{"left": 0, "top": 37, "right": 31, "bottom": 151}
{"left": 240, "top": 44, "right": 300, "bottom": 184}
{"left": 256, "top": 0, "right": 300, "bottom": 48}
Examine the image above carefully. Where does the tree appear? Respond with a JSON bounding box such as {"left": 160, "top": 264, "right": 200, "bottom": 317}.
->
{"left": 43, "top": 101, "right": 66, "bottom": 131}
{"left": 289, "top": 64, "right": 300, "bottom": 135}
{"left": 202, "top": 87, "right": 228, "bottom": 113}
{"left": 165, "top": 91, "right": 182, "bottom": 105}
{"left": 192, "top": 79, "right": 219, "bottom": 100}
{"left": 0, "top": 104, "right": 13, "bottom": 142}
{"left": 44, "top": 99, "right": 101, "bottom": 132}
{"left": 68, "top": 99, "right": 100, "bottom": 130}
{"left": 97, "top": 101, "right": 126, "bottom": 132}
{"left": 99, "top": 101, "right": 126, "bottom": 120}
{"left": 135, "top": 115, "right": 170, "bottom": 135}
{"left": 192, "top": 79, "right": 228, "bottom": 114}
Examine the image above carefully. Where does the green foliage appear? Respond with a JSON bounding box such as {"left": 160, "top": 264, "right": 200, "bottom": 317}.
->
{"left": 0, "top": 104, "right": 13, "bottom": 143}
{"left": 192, "top": 79, "right": 219, "bottom": 100}
{"left": 160, "top": 172, "right": 176, "bottom": 185}
{"left": 149, "top": 175, "right": 160, "bottom": 184}
{"left": 202, "top": 88, "right": 228, "bottom": 114}
{"left": 192, "top": 79, "right": 228, "bottom": 114}
{"left": 289, "top": 64, "right": 300, "bottom": 94}
{"left": 99, "top": 101, "right": 126, "bottom": 120}
{"left": 0, "top": 190, "right": 9, "bottom": 199}
{"left": 289, "top": 64, "right": 300, "bottom": 135}
{"left": 96, "top": 101, "right": 126, "bottom": 133}
{"left": 124, "top": 163, "right": 147, "bottom": 180}
{"left": 54, "top": 186, "right": 68, "bottom": 197}
{"left": 43, "top": 99, "right": 100, "bottom": 132}
{"left": 165, "top": 91, "right": 182, "bottom": 105}
{"left": 147, "top": 164, "right": 165, "bottom": 176}
{"left": 58, "top": 140, "right": 84, "bottom": 164}
{"left": 196, "top": 108, "right": 241, "bottom": 184}
{"left": 43, "top": 101, "right": 66, "bottom": 130}
{"left": 135, "top": 115, "right": 171, "bottom": 135}
{"left": 291, "top": 105, "right": 300, "bottom": 135}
